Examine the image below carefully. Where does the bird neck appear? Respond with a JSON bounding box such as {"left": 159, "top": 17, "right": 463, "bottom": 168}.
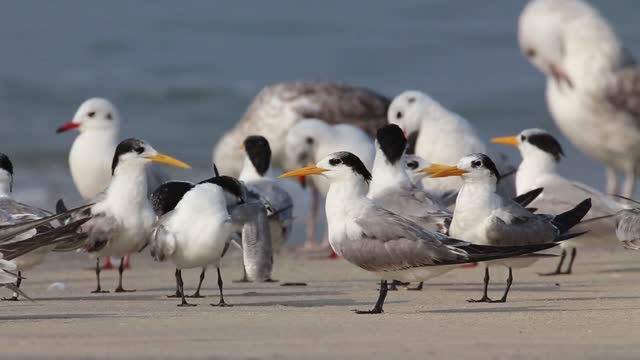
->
{"left": 455, "top": 177, "right": 499, "bottom": 213}
{"left": 326, "top": 177, "right": 369, "bottom": 224}
{"left": 107, "top": 161, "right": 149, "bottom": 210}
{"left": 517, "top": 152, "right": 557, "bottom": 194}
{"left": 239, "top": 156, "right": 269, "bottom": 182}
{"left": 0, "top": 170, "right": 11, "bottom": 197}
{"left": 369, "top": 149, "right": 411, "bottom": 197}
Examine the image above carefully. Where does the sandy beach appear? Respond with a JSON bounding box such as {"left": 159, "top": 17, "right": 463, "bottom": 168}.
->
{"left": 0, "top": 249, "right": 638, "bottom": 360}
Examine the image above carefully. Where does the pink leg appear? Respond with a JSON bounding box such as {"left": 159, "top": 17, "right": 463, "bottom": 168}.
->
{"left": 302, "top": 185, "right": 320, "bottom": 250}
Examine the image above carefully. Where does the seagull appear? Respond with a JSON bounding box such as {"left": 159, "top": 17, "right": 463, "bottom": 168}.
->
{"left": 150, "top": 167, "right": 246, "bottom": 301}
{"left": 56, "top": 97, "right": 170, "bottom": 269}
{"left": 239, "top": 135, "right": 293, "bottom": 252}
{"left": 613, "top": 203, "right": 640, "bottom": 250}
{"left": 492, "top": 129, "right": 620, "bottom": 275}
{"left": 280, "top": 151, "right": 569, "bottom": 314}
{"left": 75, "top": 138, "right": 190, "bottom": 293}
{"left": 519, "top": 0, "right": 640, "bottom": 197}
{"left": 285, "top": 118, "right": 375, "bottom": 249}
{"left": 387, "top": 90, "right": 516, "bottom": 198}
{"left": 431, "top": 153, "right": 591, "bottom": 302}
{"left": 213, "top": 81, "right": 390, "bottom": 178}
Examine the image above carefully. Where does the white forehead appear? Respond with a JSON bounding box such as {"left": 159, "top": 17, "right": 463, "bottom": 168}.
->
{"left": 290, "top": 118, "right": 330, "bottom": 136}
{"left": 519, "top": 0, "right": 595, "bottom": 41}
{"left": 76, "top": 97, "right": 116, "bottom": 113}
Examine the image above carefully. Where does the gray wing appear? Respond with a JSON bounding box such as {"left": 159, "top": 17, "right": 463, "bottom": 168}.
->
{"left": 615, "top": 209, "right": 640, "bottom": 250}
{"left": 484, "top": 200, "right": 559, "bottom": 246}
{"left": 606, "top": 65, "right": 640, "bottom": 120}
{"left": 149, "top": 211, "right": 177, "bottom": 261}
{"left": 82, "top": 210, "right": 120, "bottom": 253}
{"left": 371, "top": 188, "right": 450, "bottom": 233}
{"left": 247, "top": 181, "right": 294, "bottom": 225}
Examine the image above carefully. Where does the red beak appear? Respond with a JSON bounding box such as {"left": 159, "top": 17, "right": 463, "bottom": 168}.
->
{"left": 297, "top": 176, "right": 307, "bottom": 189}
{"left": 56, "top": 122, "right": 79, "bottom": 134}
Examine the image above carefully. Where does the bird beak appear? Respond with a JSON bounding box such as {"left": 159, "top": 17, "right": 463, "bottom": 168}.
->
{"left": 279, "top": 165, "right": 329, "bottom": 178}
{"left": 240, "top": 144, "right": 245, "bottom": 150}
{"left": 420, "top": 163, "right": 453, "bottom": 176}
{"left": 491, "top": 136, "right": 519, "bottom": 147}
{"left": 431, "top": 165, "right": 469, "bottom": 178}
{"left": 56, "top": 122, "right": 80, "bottom": 133}
{"left": 146, "top": 153, "right": 191, "bottom": 169}
{"left": 549, "top": 63, "right": 573, "bottom": 89}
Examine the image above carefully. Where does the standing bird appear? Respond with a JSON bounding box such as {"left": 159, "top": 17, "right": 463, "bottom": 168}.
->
{"left": 492, "top": 129, "right": 620, "bottom": 275}
{"left": 613, "top": 205, "right": 640, "bottom": 250}
{"left": 56, "top": 98, "right": 169, "bottom": 268}
{"left": 280, "top": 152, "right": 568, "bottom": 314}
{"left": 519, "top": 0, "right": 640, "bottom": 197}
{"left": 213, "top": 81, "right": 390, "bottom": 177}
{"left": 432, "top": 153, "right": 591, "bottom": 302}
{"left": 78, "top": 138, "right": 190, "bottom": 293}
{"left": 239, "top": 136, "right": 293, "bottom": 252}
{"left": 285, "top": 118, "right": 375, "bottom": 249}
{"left": 387, "top": 90, "right": 515, "bottom": 197}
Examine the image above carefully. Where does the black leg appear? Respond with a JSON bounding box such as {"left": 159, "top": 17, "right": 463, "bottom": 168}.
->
{"left": 188, "top": 268, "right": 206, "bottom": 298}
{"left": 114, "top": 257, "right": 135, "bottom": 293}
{"left": 354, "top": 280, "right": 388, "bottom": 314}
{"left": 3, "top": 271, "right": 21, "bottom": 301}
{"left": 564, "top": 248, "right": 577, "bottom": 274}
{"left": 91, "top": 258, "right": 109, "bottom": 294}
{"left": 468, "top": 267, "right": 492, "bottom": 302}
{"left": 211, "top": 267, "right": 232, "bottom": 307}
{"left": 492, "top": 267, "right": 513, "bottom": 303}
{"left": 176, "top": 269, "right": 196, "bottom": 307}
{"left": 539, "top": 249, "right": 566, "bottom": 276}
{"left": 166, "top": 268, "right": 181, "bottom": 298}
{"left": 233, "top": 265, "right": 251, "bottom": 283}
{"left": 407, "top": 281, "right": 424, "bottom": 291}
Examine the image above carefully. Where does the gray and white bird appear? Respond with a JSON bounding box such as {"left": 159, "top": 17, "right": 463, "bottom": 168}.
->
{"left": 432, "top": 153, "right": 591, "bottom": 302}
{"left": 213, "top": 81, "right": 390, "bottom": 177}
{"left": 492, "top": 129, "right": 620, "bottom": 275}
{"left": 280, "top": 152, "right": 568, "bottom": 314}
{"left": 239, "top": 135, "right": 293, "bottom": 252}
{"left": 77, "top": 138, "right": 190, "bottom": 293}
{"left": 519, "top": 0, "right": 640, "bottom": 197}
{"left": 613, "top": 204, "right": 640, "bottom": 250}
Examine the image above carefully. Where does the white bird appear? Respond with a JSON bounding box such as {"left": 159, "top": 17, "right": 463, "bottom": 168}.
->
{"left": 213, "top": 81, "right": 390, "bottom": 178}
{"left": 239, "top": 135, "right": 293, "bottom": 253}
{"left": 492, "top": 129, "right": 620, "bottom": 275}
{"left": 432, "top": 153, "right": 591, "bottom": 302}
{"left": 77, "top": 138, "right": 190, "bottom": 293}
{"left": 519, "top": 0, "right": 640, "bottom": 197}
{"left": 387, "top": 90, "right": 516, "bottom": 198}
{"left": 280, "top": 152, "right": 567, "bottom": 314}
{"left": 613, "top": 205, "right": 640, "bottom": 250}
{"left": 285, "top": 118, "right": 375, "bottom": 249}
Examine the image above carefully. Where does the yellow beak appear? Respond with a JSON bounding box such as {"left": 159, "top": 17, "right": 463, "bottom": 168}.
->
{"left": 279, "top": 165, "right": 329, "bottom": 178}
{"left": 240, "top": 144, "right": 245, "bottom": 150}
{"left": 491, "top": 136, "right": 519, "bottom": 147}
{"left": 431, "top": 165, "right": 469, "bottom": 178}
{"left": 146, "top": 153, "right": 191, "bottom": 169}
{"left": 421, "top": 163, "right": 453, "bottom": 176}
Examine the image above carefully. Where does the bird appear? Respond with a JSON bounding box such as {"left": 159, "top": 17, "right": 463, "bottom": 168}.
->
{"left": 285, "top": 118, "right": 375, "bottom": 249}
{"left": 280, "top": 151, "right": 570, "bottom": 314}
{"left": 239, "top": 135, "right": 293, "bottom": 253}
{"left": 492, "top": 129, "right": 620, "bottom": 275}
{"left": 612, "top": 201, "right": 640, "bottom": 250}
{"left": 73, "top": 138, "right": 190, "bottom": 293}
{"left": 213, "top": 81, "right": 390, "bottom": 178}
{"left": 431, "top": 153, "right": 591, "bottom": 302}
{"left": 387, "top": 90, "right": 516, "bottom": 198}
{"left": 56, "top": 97, "right": 171, "bottom": 269}
{"left": 518, "top": 0, "right": 640, "bottom": 197}
{"left": 150, "top": 166, "right": 246, "bottom": 301}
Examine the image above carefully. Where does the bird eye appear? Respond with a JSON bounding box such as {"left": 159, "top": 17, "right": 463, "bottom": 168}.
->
{"left": 471, "top": 160, "right": 481, "bottom": 167}
{"left": 520, "top": 135, "right": 526, "bottom": 141}
{"left": 305, "top": 137, "right": 314, "bottom": 145}
{"left": 106, "top": 113, "right": 113, "bottom": 120}
{"left": 88, "top": 111, "right": 96, "bottom": 118}
{"left": 525, "top": 48, "right": 536, "bottom": 58}
{"left": 329, "top": 158, "right": 342, "bottom": 166}
{"left": 396, "top": 111, "right": 403, "bottom": 119}
{"left": 407, "top": 97, "right": 415, "bottom": 104}
{"left": 134, "top": 146, "right": 144, "bottom": 154}
{"left": 407, "top": 161, "right": 418, "bottom": 169}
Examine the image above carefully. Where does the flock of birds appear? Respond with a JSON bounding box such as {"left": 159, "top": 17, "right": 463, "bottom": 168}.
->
{"left": 2, "top": 0, "right": 640, "bottom": 313}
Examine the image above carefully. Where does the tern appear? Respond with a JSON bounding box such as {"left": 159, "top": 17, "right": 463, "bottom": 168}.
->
{"left": 280, "top": 152, "right": 570, "bottom": 314}
{"left": 432, "top": 153, "right": 591, "bottom": 302}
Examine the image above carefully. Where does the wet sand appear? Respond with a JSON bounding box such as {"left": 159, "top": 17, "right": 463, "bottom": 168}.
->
{"left": 0, "top": 249, "right": 638, "bottom": 359}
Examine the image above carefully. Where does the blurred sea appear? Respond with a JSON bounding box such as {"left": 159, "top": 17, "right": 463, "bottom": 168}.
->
{"left": 1, "top": 1, "right": 639, "bottom": 243}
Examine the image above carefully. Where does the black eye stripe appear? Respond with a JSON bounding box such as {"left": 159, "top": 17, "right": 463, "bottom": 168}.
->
{"left": 106, "top": 113, "right": 113, "bottom": 120}
{"left": 88, "top": 111, "right": 96, "bottom": 117}
{"left": 134, "top": 147, "right": 144, "bottom": 154}
{"left": 407, "top": 161, "right": 418, "bottom": 169}
{"left": 396, "top": 111, "right": 403, "bottom": 119}
{"left": 329, "top": 158, "right": 342, "bottom": 166}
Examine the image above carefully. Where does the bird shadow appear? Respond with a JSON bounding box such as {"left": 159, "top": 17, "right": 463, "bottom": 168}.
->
{"left": 529, "top": 295, "right": 640, "bottom": 302}
{"left": 0, "top": 313, "right": 107, "bottom": 321}
{"left": 238, "top": 298, "right": 405, "bottom": 308}
{"left": 35, "top": 294, "right": 157, "bottom": 301}
{"left": 597, "top": 267, "right": 640, "bottom": 274}
{"left": 421, "top": 305, "right": 640, "bottom": 314}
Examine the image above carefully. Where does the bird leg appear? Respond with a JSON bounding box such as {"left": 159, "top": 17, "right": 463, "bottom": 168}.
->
{"left": 407, "top": 281, "right": 424, "bottom": 291}
{"left": 176, "top": 269, "right": 196, "bottom": 307}
{"left": 2, "top": 271, "right": 21, "bottom": 301}
{"left": 468, "top": 267, "right": 493, "bottom": 302}
{"left": 233, "top": 259, "right": 251, "bottom": 283}
{"left": 622, "top": 166, "right": 636, "bottom": 198}
{"left": 211, "top": 267, "right": 232, "bottom": 307}
{"left": 114, "top": 257, "right": 135, "bottom": 293}
{"left": 187, "top": 268, "right": 206, "bottom": 298}
{"left": 606, "top": 167, "right": 618, "bottom": 195}
{"left": 166, "top": 268, "right": 181, "bottom": 298}
{"left": 91, "top": 258, "right": 109, "bottom": 293}
{"left": 490, "top": 267, "right": 513, "bottom": 303}
{"left": 563, "top": 248, "right": 577, "bottom": 275}
{"left": 354, "top": 280, "right": 388, "bottom": 314}
{"left": 302, "top": 185, "right": 320, "bottom": 251}
{"left": 538, "top": 249, "right": 566, "bottom": 276}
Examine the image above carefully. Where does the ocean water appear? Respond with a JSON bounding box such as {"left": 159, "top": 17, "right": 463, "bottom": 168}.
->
{"left": 1, "top": 1, "right": 639, "bottom": 242}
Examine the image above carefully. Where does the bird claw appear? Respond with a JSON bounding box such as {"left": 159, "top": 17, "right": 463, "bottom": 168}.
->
{"left": 1, "top": 297, "right": 18, "bottom": 301}
{"left": 185, "top": 293, "right": 204, "bottom": 298}
{"left": 177, "top": 303, "right": 197, "bottom": 307}
{"left": 114, "top": 287, "right": 136, "bottom": 293}
{"left": 211, "top": 302, "right": 233, "bottom": 307}
{"left": 91, "top": 289, "right": 110, "bottom": 294}
{"left": 352, "top": 308, "right": 383, "bottom": 314}
{"left": 467, "top": 296, "right": 493, "bottom": 303}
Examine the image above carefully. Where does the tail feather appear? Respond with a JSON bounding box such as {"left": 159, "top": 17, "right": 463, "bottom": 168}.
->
{"left": 513, "top": 187, "right": 543, "bottom": 208}
{"left": 552, "top": 198, "right": 592, "bottom": 234}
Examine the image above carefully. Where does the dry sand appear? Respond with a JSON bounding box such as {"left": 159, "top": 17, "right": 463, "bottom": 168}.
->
{"left": 0, "top": 249, "right": 638, "bottom": 360}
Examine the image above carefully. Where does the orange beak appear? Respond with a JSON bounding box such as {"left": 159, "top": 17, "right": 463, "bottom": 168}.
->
{"left": 279, "top": 165, "right": 329, "bottom": 179}
{"left": 490, "top": 136, "right": 519, "bottom": 147}
{"left": 56, "top": 122, "right": 79, "bottom": 133}
{"left": 431, "top": 165, "right": 469, "bottom": 178}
